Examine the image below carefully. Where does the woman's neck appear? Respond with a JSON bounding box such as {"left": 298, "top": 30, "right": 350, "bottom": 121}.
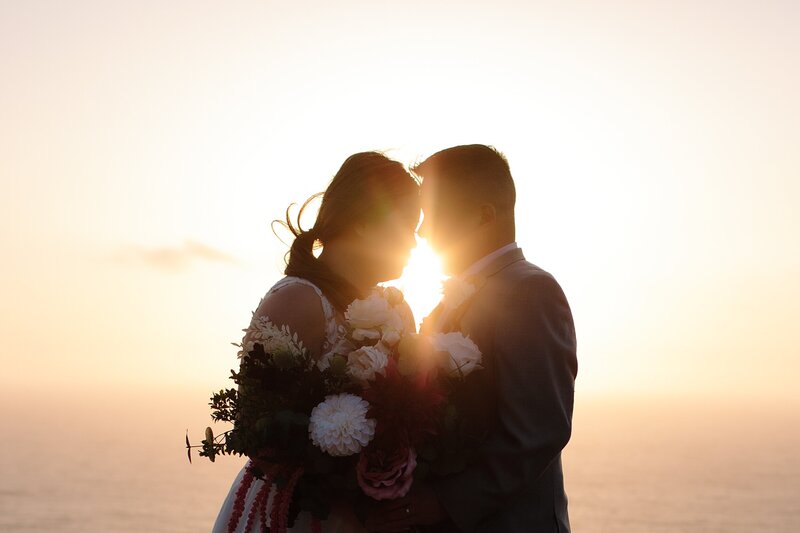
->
{"left": 318, "top": 243, "right": 374, "bottom": 297}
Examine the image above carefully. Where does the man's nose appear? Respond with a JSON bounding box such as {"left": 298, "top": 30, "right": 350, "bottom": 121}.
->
{"left": 407, "top": 232, "right": 418, "bottom": 251}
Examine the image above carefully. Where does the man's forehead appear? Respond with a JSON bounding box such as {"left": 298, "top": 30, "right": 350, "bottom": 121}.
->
{"left": 419, "top": 192, "right": 465, "bottom": 220}
{"left": 418, "top": 178, "right": 444, "bottom": 197}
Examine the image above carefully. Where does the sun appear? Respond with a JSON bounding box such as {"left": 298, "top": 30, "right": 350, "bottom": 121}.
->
{"left": 386, "top": 237, "right": 446, "bottom": 327}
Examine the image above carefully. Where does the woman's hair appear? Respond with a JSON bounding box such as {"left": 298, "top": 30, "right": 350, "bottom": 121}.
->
{"left": 277, "top": 152, "right": 419, "bottom": 311}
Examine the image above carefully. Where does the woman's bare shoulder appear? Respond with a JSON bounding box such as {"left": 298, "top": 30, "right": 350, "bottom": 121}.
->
{"left": 252, "top": 281, "right": 326, "bottom": 354}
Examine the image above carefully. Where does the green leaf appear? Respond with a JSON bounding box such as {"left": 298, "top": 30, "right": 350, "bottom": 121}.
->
{"left": 328, "top": 355, "right": 347, "bottom": 376}
{"left": 273, "top": 350, "right": 298, "bottom": 370}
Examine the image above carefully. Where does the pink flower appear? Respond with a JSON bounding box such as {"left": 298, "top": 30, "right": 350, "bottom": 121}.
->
{"left": 356, "top": 446, "right": 418, "bottom": 500}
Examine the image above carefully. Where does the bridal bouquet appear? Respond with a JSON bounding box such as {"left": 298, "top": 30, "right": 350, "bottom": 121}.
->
{"left": 189, "top": 286, "right": 485, "bottom": 532}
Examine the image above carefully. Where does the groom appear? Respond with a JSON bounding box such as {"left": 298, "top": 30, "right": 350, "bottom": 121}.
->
{"left": 367, "top": 145, "right": 577, "bottom": 532}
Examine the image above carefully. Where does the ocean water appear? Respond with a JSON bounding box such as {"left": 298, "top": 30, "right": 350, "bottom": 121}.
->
{"left": 1, "top": 390, "right": 798, "bottom": 532}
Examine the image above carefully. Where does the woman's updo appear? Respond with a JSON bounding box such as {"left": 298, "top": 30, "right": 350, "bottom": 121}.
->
{"left": 280, "top": 152, "right": 419, "bottom": 311}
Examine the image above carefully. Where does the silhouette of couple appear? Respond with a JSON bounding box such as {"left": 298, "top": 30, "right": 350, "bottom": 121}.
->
{"left": 213, "top": 145, "right": 577, "bottom": 533}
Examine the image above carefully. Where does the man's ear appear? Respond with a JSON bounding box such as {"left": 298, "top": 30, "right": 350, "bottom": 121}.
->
{"left": 478, "top": 203, "right": 497, "bottom": 226}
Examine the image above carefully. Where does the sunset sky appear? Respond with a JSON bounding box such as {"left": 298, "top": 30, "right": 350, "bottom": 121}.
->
{"left": 1, "top": 0, "right": 798, "bottom": 404}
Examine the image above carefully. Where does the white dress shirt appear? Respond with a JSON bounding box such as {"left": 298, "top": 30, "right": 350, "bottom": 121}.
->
{"left": 432, "top": 242, "right": 520, "bottom": 332}
{"left": 461, "top": 242, "right": 519, "bottom": 278}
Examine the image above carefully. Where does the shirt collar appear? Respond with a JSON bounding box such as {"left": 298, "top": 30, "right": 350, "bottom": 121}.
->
{"left": 460, "top": 242, "right": 519, "bottom": 279}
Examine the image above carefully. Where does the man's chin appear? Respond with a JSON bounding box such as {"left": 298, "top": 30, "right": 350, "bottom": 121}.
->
{"left": 438, "top": 254, "right": 459, "bottom": 276}
{"left": 438, "top": 244, "right": 475, "bottom": 276}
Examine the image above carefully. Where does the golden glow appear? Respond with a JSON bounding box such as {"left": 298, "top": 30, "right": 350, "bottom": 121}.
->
{"left": 389, "top": 237, "right": 446, "bottom": 327}
{"left": 0, "top": 1, "right": 798, "bottom": 403}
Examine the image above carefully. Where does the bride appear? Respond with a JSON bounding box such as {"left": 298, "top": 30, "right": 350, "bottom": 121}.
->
{"left": 212, "top": 152, "right": 420, "bottom": 533}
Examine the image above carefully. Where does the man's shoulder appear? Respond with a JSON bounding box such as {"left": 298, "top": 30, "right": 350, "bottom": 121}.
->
{"left": 477, "top": 260, "right": 571, "bottom": 318}
{"left": 488, "top": 258, "right": 558, "bottom": 291}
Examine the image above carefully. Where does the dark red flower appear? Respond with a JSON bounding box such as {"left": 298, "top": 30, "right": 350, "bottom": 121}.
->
{"left": 357, "top": 445, "right": 417, "bottom": 500}
{"left": 361, "top": 359, "right": 444, "bottom": 447}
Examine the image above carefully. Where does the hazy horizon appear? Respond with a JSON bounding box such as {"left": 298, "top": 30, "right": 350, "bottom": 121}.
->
{"left": 3, "top": 387, "right": 798, "bottom": 532}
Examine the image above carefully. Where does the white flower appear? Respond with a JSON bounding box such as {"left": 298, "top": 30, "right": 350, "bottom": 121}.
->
{"left": 309, "top": 394, "right": 376, "bottom": 456}
{"left": 380, "top": 309, "right": 405, "bottom": 337}
{"left": 381, "top": 328, "right": 402, "bottom": 347}
{"left": 382, "top": 286, "right": 404, "bottom": 306}
{"left": 346, "top": 292, "right": 394, "bottom": 329}
{"left": 442, "top": 277, "right": 477, "bottom": 312}
{"left": 431, "top": 332, "right": 482, "bottom": 377}
{"left": 346, "top": 290, "right": 408, "bottom": 344}
{"left": 352, "top": 328, "right": 382, "bottom": 342}
{"left": 347, "top": 345, "right": 389, "bottom": 382}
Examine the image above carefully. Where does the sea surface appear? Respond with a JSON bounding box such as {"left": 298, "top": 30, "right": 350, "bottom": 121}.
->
{"left": 1, "top": 390, "right": 798, "bottom": 532}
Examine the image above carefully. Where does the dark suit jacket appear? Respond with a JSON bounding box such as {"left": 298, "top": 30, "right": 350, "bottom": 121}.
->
{"left": 426, "top": 248, "right": 578, "bottom": 533}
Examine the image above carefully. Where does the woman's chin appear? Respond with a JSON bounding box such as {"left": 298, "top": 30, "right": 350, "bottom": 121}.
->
{"left": 376, "top": 266, "right": 405, "bottom": 283}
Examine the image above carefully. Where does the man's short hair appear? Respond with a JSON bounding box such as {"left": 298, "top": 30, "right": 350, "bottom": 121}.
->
{"left": 413, "top": 144, "right": 516, "bottom": 213}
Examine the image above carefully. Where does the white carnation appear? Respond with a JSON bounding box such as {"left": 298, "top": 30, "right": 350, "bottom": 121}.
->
{"left": 309, "top": 394, "right": 376, "bottom": 456}
{"left": 431, "top": 332, "right": 482, "bottom": 377}
{"left": 347, "top": 345, "right": 389, "bottom": 382}
{"left": 442, "top": 277, "right": 477, "bottom": 312}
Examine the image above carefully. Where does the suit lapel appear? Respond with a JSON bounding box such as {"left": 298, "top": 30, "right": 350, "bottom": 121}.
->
{"left": 420, "top": 302, "right": 445, "bottom": 335}
{"left": 433, "top": 248, "right": 526, "bottom": 334}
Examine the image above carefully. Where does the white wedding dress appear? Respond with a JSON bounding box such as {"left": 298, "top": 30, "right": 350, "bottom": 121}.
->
{"left": 212, "top": 277, "right": 366, "bottom": 533}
